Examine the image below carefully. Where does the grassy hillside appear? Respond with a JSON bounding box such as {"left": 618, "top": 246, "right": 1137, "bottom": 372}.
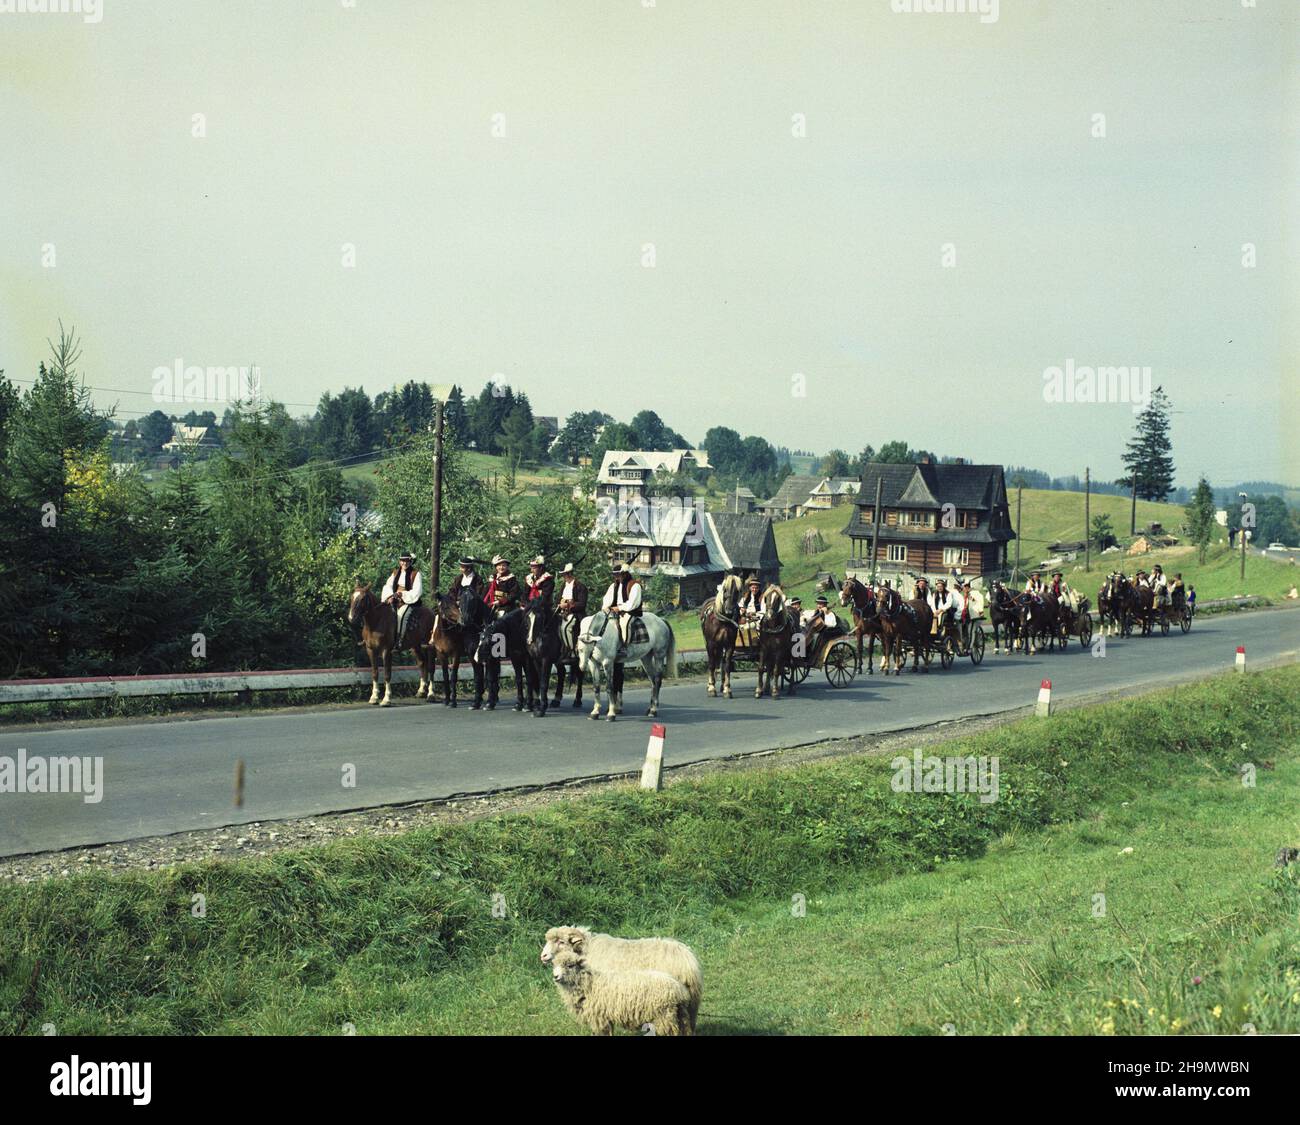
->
{"left": 3, "top": 668, "right": 1296, "bottom": 1035}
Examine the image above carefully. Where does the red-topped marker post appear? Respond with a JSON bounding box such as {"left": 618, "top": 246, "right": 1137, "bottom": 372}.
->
{"left": 641, "top": 723, "right": 666, "bottom": 791}
{"left": 1035, "top": 679, "right": 1053, "bottom": 717}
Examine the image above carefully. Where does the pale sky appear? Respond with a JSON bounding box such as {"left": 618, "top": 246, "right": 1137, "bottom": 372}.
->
{"left": 2, "top": 0, "right": 1295, "bottom": 486}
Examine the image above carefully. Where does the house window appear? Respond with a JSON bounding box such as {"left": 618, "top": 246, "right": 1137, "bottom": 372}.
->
{"left": 951, "top": 511, "right": 968, "bottom": 529}
{"left": 887, "top": 544, "right": 907, "bottom": 563}
{"left": 902, "top": 510, "right": 935, "bottom": 528}
{"left": 943, "top": 547, "right": 970, "bottom": 567}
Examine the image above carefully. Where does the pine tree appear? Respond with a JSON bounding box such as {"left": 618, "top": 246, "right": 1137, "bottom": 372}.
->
{"left": 1118, "top": 386, "right": 1176, "bottom": 501}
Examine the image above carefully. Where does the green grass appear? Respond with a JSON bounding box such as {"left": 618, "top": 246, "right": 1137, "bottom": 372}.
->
{"left": 2, "top": 668, "right": 1297, "bottom": 1035}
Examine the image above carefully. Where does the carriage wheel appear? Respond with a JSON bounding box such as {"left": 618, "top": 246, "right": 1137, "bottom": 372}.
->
{"left": 1180, "top": 608, "right": 1192, "bottom": 634}
{"left": 824, "top": 640, "right": 855, "bottom": 688}
{"left": 940, "top": 635, "right": 955, "bottom": 670}
{"left": 794, "top": 660, "right": 811, "bottom": 683}
{"left": 1079, "top": 614, "right": 1093, "bottom": 647}
{"left": 1160, "top": 614, "right": 1170, "bottom": 637}
{"left": 970, "top": 625, "right": 985, "bottom": 665}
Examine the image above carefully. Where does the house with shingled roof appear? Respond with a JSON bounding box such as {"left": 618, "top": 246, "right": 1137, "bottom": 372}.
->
{"left": 843, "top": 460, "right": 1015, "bottom": 580}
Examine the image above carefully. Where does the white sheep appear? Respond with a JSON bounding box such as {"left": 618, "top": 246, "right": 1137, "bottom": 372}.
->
{"left": 540, "top": 925, "right": 703, "bottom": 1031}
{"left": 550, "top": 950, "right": 692, "bottom": 1036}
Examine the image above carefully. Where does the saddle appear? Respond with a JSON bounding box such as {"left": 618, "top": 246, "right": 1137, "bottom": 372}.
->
{"left": 625, "top": 616, "right": 649, "bottom": 648}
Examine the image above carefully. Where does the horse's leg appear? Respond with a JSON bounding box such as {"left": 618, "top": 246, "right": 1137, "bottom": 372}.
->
{"left": 589, "top": 659, "right": 603, "bottom": 719}
{"left": 754, "top": 649, "right": 764, "bottom": 698}
{"left": 552, "top": 650, "right": 564, "bottom": 707}
{"left": 381, "top": 647, "right": 394, "bottom": 706}
{"left": 611, "top": 662, "right": 624, "bottom": 717}
{"left": 572, "top": 658, "right": 584, "bottom": 707}
{"left": 368, "top": 646, "right": 381, "bottom": 704}
{"left": 706, "top": 639, "right": 717, "bottom": 697}
{"left": 415, "top": 640, "right": 427, "bottom": 698}
{"left": 513, "top": 657, "right": 527, "bottom": 711}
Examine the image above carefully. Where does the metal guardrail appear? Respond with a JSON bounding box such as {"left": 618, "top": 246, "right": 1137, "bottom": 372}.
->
{"left": 0, "top": 651, "right": 712, "bottom": 705}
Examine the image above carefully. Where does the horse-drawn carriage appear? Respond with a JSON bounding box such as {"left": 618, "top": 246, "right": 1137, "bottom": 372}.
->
{"left": 725, "top": 613, "right": 860, "bottom": 689}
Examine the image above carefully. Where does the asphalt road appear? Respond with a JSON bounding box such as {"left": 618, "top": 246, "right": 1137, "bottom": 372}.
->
{"left": 2, "top": 609, "right": 1297, "bottom": 857}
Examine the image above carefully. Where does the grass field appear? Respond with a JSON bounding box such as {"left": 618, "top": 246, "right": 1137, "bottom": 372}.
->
{"left": 3, "top": 667, "right": 1296, "bottom": 1035}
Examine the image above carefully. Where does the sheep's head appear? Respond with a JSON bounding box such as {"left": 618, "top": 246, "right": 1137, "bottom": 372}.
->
{"left": 540, "top": 925, "right": 588, "bottom": 963}
{"left": 551, "top": 949, "right": 586, "bottom": 986}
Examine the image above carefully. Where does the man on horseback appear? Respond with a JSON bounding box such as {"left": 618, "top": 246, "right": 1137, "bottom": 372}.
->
{"left": 601, "top": 562, "right": 643, "bottom": 656}
{"left": 383, "top": 551, "right": 424, "bottom": 648}
{"left": 484, "top": 555, "right": 521, "bottom": 616}
{"left": 557, "top": 562, "right": 588, "bottom": 623}
{"left": 525, "top": 555, "right": 555, "bottom": 608}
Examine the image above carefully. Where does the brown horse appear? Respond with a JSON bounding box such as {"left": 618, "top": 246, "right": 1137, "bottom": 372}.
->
{"left": 700, "top": 573, "right": 743, "bottom": 698}
{"left": 755, "top": 585, "right": 794, "bottom": 698}
{"left": 838, "top": 576, "right": 884, "bottom": 674}
{"left": 348, "top": 582, "right": 435, "bottom": 706}
{"left": 429, "top": 592, "right": 474, "bottom": 707}
{"left": 876, "top": 584, "right": 934, "bottom": 674}
{"left": 1017, "top": 590, "right": 1060, "bottom": 655}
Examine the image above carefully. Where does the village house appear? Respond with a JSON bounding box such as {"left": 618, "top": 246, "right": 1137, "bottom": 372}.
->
{"left": 843, "top": 460, "right": 1016, "bottom": 581}
{"left": 596, "top": 500, "right": 780, "bottom": 606}
{"left": 756, "top": 474, "right": 821, "bottom": 520}
{"left": 594, "top": 449, "right": 710, "bottom": 506}
{"left": 803, "top": 477, "right": 860, "bottom": 511}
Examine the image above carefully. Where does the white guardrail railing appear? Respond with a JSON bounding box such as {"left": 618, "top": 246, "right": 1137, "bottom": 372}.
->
{"left": 0, "top": 596, "right": 1270, "bottom": 705}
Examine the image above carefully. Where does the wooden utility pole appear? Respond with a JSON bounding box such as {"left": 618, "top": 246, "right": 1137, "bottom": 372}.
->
{"left": 1084, "top": 467, "right": 1091, "bottom": 572}
{"left": 1129, "top": 474, "right": 1137, "bottom": 536}
{"left": 868, "top": 476, "right": 884, "bottom": 584}
{"left": 1240, "top": 494, "right": 1248, "bottom": 582}
{"left": 430, "top": 401, "right": 444, "bottom": 594}
{"left": 1014, "top": 483, "right": 1023, "bottom": 582}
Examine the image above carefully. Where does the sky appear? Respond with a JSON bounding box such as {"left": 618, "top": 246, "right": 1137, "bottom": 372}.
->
{"left": 1, "top": 0, "right": 1295, "bottom": 487}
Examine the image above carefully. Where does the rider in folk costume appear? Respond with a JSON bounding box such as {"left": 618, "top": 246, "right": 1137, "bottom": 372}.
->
{"left": 913, "top": 575, "right": 930, "bottom": 606}
{"left": 525, "top": 555, "right": 555, "bottom": 609}
{"left": 557, "top": 562, "right": 588, "bottom": 618}
{"left": 454, "top": 556, "right": 489, "bottom": 710}
{"left": 788, "top": 596, "right": 805, "bottom": 627}
{"left": 383, "top": 551, "right": 423, "bottom": 647}
{"left": 954, "top": 580, "right": 974, "bottom": 649}
{"left": 1025, "top": 572, "right": 1045, "bottom": 599}
{"left": 484, "top": 555, "right": 521, "bottom": 616}
{"left": 601, "top": 562, "right": 643, "bottom": 652}
{"left": 1151, "top": 564, "right": 1169, "bottom": 608}
{"left": 803, "top": 594, "right": 840, "bottom": 657}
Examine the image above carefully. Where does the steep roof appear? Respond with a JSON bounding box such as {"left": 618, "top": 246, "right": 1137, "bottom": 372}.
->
{"left": 707, "top": 512, "right": 779, "bottom": 573}
{"left": 759, "top": 474, "right": 820, "bottom": 510}
{"left": 845, "top": 462, "right": 1015, "bottom": 542}
{"left": 597, "top": 501, "right": 703, "bottom": 548}
{"left": 597, "top": 449, "right": 691, "bottom": 484}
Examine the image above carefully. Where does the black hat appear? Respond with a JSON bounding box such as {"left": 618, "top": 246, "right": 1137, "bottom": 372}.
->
{"left": 458, "top": 556, "right": 480, "bottom": 567}
{"left": 399, "top": 551, "right": 415, "bottom": 562}
{"left": 815, "top": 595, "right": 828, "bottom": 605}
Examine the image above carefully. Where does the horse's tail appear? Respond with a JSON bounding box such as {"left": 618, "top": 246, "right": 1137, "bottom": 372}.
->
{"left": 666, "top": 622, "right": 679, "bottom": 679}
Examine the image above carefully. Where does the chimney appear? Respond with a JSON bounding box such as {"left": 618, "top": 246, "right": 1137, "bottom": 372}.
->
{"left": 954, "top": 457, "right": 965, "bottom": 466}
{"left": 920, "top": 455, "right": 931, "bottom": 465}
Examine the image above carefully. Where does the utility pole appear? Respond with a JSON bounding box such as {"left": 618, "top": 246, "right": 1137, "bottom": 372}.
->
{"left": 1084, "top": 467, "right": 1091, "bottom": 572}
{"left": 1129, "top": 474, "right": 1137, "bottom": 537}
{"left": 430, "top": 401, "right": 444, "bottom": 595}
{"left": 1014, "top": 483, "right": 1023, "bottom": 582}
{"left": 1239, "top": 493, "right": 1248, "bottom": 583}
{"left": 868, "top": 476, "right": 884, "bottom": 584}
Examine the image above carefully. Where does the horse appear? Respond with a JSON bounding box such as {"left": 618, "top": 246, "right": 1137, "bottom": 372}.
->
{"left": 755, "top": 586, "right": 794, "bottom": 698}
{"left": 523, "top": 597, "right": 562, "bottom": 717}
{"left": 1017, "top": 591, "right": 1060, "bottom": 655}
{"left": 1131, "top": 578, "right": 1156, "bottom": 637}
{"left": 429, "top": 590, "right": 484, "bottom": 707}
{"left": 577, "top": 609, "right": 677, "bottom": 721}
{"left": 551, "top": 605, "right": 586, "bottom": 709}
{"left": 839, "top": 576, "right": 884, "bottom": 674}
{"left": 876, "top": 585, "right": 934, "bottom": 674}
{"left": 348, "top": 582, "right": 435, "bottom": 706}
{"left": 472, "top": 606, "right": 529, "bottom": 711}
{"left": 1096, "top": 575, "right": 1119, "bottom": 638}
{"left": 700, "top": 573, "right": 743, "bottom": 698}
{"left": 988, "top": 582, "right": 1023, "bottom": 654}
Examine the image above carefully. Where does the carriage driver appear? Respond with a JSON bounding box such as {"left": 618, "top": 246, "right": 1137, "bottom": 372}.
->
{"left": 383, "top": 550, "right": 423, "bottom": 647}
{"left": 802, "top": 595, "right": 840, "bottom": 657}
{"left": 601, "top": 562, "right": 643, "bottom": 652}
{"left": 737, "top": 574, "right": 764, "bottom": 645}
{"left": 929, "top": 579, "right": 953, "bottom": 636}
{"left": 1151, "top": 565, "right": 1169, "bottom": 609}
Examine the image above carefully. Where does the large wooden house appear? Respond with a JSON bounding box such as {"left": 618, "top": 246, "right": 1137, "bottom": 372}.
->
{"left": 843, "top": 460, "right": 1015, "bottom": 580}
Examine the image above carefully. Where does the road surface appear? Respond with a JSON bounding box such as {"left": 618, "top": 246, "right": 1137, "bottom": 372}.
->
{"left": 1, "top": 609, "right": 1297, "bottom": 856}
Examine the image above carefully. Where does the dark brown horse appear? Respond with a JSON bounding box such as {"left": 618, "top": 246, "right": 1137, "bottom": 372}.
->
{"left": 838, "top": 576, "right": 884, "bottom": 674}
{"left": 430, "top": 592, "right": 472, "bottom": 706}
{"left": 700, "top": 573, "right": 743, "bottom": 698}
{"left": 876, "top": 584, "right": 934, "bottom": 674}
{"left": 988, "top": 581, "right": 1024, "bottom": 654}
{"left": 1017, "top": 590, "right": 1061, "bottom": 655}
{"left": 348, "top": 582, "right": 436, "bottom": 706}
{"left": 755, "top": 586, "right": 794, "bottom": 698}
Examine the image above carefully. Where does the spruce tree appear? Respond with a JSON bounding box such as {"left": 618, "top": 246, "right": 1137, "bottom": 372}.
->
{"left": 1117, "top": 386, "right": 1176, "bottom": 501}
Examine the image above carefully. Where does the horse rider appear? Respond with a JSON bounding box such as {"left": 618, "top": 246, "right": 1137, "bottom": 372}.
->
{"left": 484, "top": 554, "right": 521, "bottom": 616}
{"left": 601, "top": 561, "right": 644, "bottom": 654}
{"left": 453, "top": 556, "right": 488, "bottom": 709}
{"left": 525, "top": 555, "right": 555, "bottom": 609}
{"left": 383, "top": 550, "right": 423, "bottom": 647}
{"left": 737, "top": 574, "right": 764, "bottom": 645}
{"left": 556, "top": 561, "right": 588, "bottom": 650}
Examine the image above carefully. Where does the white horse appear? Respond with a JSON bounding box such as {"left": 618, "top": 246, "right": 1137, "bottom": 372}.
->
{"left": 576, "top": 610, "right": 678, "bottom": 721}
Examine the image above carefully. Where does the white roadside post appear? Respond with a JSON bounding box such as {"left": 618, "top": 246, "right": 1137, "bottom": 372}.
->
{"left": 1235, "top": 645, "right": 1246, "bottom": 673}
{"left": 1035, "top": 678, "right": 1052, "bottom": 717}
{"left": 640, "top": 723, "right": 666, "bottom": 791}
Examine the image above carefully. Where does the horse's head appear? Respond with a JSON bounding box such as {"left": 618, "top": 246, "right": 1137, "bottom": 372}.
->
{"left": 348, "top": 582, "right": 373, "bottom": 628}
{"left": 761, "top": 585, "right": 785, "bottom": 619}
{"left": 437, "top": 592, "right": 462, "bottom": 626}
{"left": 718, "top": 573, "right": 742, "bottom": 614}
